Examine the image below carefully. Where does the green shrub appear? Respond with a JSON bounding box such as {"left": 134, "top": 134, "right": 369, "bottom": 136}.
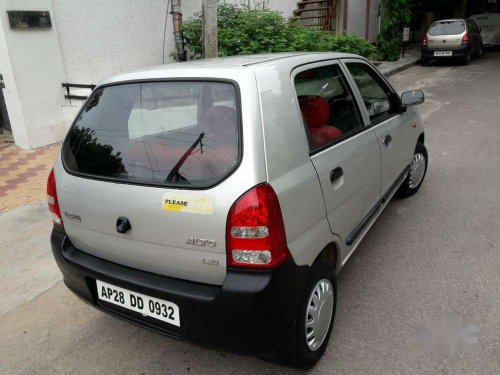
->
{"left": 182, "top": 4, "right": 376, "bottom": 59}
{"left": 377, "top": 0, "right": 411, "bottom": 61}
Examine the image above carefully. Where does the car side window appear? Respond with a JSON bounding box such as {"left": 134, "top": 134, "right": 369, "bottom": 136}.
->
{"left": 346, "top": 63, "right": 398, "bottom": 124}
{"left": 469, "top": 20, "right": 479, "bottom": 33}
{"left": 467, "top": 20, "right": 473, "bottom": 33}
{"left": 294, "top": 64, "right": 364, "bottom": 152}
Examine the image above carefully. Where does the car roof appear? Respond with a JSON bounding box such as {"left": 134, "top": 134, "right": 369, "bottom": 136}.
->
{"left": 432, "top": 19, "right": 466, "bottom": 23}
{"left": 98, "top": 52, "right": 362, "bottom": 86}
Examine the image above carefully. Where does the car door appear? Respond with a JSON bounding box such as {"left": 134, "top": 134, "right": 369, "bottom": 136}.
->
{"left": 342, "top": 60, "right": 414, "bottom": 201}
{"left": 292, "top": 61, "right": 381, "bottom": 250}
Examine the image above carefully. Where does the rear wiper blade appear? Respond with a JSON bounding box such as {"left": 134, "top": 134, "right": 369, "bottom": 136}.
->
{"left": 165, "top": 132, "right": 204, "bottom": 183}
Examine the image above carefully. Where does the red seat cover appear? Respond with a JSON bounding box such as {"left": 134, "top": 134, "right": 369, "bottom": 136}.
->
{"left": 311, "top": 126, "right": 344, "bottom": 146}
{"left": 299, "top": 96, "right": 343, "bottom": 147}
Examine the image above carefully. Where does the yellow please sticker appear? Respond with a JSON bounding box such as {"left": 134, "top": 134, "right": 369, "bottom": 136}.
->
{"left": 161, "top": 193, "right": 214, "bottom": 215}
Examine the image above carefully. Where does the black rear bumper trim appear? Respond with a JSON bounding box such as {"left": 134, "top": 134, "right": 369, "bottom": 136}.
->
{"left": 50, "top": 227, "right": 309, "bottom": 356}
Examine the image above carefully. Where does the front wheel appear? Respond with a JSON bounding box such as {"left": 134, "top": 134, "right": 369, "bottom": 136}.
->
{"left": 293, "top": 259, "right": 336, "bottom": 369}
{"left": 396, "top": 143, "right": 428, "bottom": 198}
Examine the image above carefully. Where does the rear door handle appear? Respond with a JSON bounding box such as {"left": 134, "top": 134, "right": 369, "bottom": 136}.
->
{"left": 330, "top": 167, "right": 343, "bottom": 183}
{"left": 383, "top": 134, "right": 392, "bottom": 146}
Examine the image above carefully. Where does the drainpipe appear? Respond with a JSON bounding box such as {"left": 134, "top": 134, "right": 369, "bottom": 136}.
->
{"left": 343, "top": 0, "right": 349, "bottom": 34}
{"left": 171, "top": 0, "right": 186, "bottom": 61}
{"left": 377, "top": 0, "right": 382, "bottom": 35}
{"left": 365, "top": 0, "right": 371, "bottom": 40}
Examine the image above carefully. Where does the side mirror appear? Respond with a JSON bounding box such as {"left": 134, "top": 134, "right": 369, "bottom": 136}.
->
{"left": 401, "top": 90, "right": 425, "bottom": 107}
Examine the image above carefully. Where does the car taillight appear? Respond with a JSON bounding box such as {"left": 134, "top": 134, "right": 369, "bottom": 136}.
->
{"left": 47, "top": 169, "right": 63, "bottom": 228}
{"left": 462, "top": 33, "right": 470, "bottom": 45}
{"left": 422, "top": 36, "right": 428, "bottom": 46}
{"left": 226, "top": 183, "right": 291, "bottom": 269}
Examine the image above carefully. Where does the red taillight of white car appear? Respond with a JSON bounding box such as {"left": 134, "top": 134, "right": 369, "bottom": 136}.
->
{"left": 422, "top": 36, "right": 429, "bottom": 46}
{"left": 462, "top": 33, "right": 470, "bottom": 45}
{"left": 227, "top": 183, "right": 291, "bottom": 269}
{"left": 47, "top": 169, "right": 63, "bottom": 228}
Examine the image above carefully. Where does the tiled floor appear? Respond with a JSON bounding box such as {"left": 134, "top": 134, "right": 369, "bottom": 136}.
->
{"left": 0, "top": 133, "right": 60, "bottom": 212}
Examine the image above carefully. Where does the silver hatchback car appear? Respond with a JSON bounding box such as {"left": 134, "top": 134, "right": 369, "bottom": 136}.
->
{"left": 48, "top": 53, "right": 427, "bottom": 368}
{"left": 422, "top": 18, "right": 484, "bottom": 65}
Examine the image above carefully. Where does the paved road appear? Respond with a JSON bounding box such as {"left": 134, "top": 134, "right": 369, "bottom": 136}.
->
{"left": 1, "top": 53, "right": 500, "bottom": 374}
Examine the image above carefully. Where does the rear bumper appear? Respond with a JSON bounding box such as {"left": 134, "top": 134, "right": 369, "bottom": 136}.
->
{"left": 50, "top": 227, "right": 309, "bottom": 356}
{"left": 421, "top": 45, "right": 470, "bottom": 59}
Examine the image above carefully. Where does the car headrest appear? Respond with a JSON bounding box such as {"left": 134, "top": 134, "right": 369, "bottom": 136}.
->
{"left": 298, "top": 96, "right": 330, "bottom": 129}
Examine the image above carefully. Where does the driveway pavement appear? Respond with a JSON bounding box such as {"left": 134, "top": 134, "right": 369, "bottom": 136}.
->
{"left": 0, "top": 134, "right": 59, "bottom": 212}
{"left": 1, "top": 52, "right": 500, "bottom": 374}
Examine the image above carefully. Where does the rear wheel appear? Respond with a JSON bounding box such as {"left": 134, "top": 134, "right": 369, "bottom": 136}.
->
{"left": 463, "top": 52, "right": 471, "bottom": 65}
{"left": 477, "top": 45, "right": 485, "bottom": 58}
{"left": 421, "top": 59, "right": 429, "bottom": 66}
{"left": 396, "top": 143, "right": 428, "bottom": 198}
{"left": 293, "top": 259, "right": 336, "bottom": 369}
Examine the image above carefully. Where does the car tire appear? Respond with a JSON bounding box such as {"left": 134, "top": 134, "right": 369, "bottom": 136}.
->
{"left": 421, "top": 59, "right": 429, "bottom": 66}
{"left": 463, "top": 52, "right": 471, "bottom": 65}
{"left": 293, "top": 259, "right": 337, "bottom": 370}
{"left": 477, "top": 45, "right": 485, "bottom": 58}
{"left": 396, "top": 143, "right": 428, "bottom": 198}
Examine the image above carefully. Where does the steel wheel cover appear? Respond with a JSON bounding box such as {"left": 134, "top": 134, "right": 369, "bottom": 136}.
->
{"left": 409, "top": 153, "right": 426, "bottom": 189}
{"left": 305, "top": 279, "right": 334, "bottom": 351}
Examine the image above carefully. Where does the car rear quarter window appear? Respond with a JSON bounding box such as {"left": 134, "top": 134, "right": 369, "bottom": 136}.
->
{"left": 62, "top": 81, "right": 241, "bottom": 188}
{"left": 429, "top": 21, "right": 465, "bottom": 35}
{"left": 467, "top": 20, "right": 479, "bottom": 33}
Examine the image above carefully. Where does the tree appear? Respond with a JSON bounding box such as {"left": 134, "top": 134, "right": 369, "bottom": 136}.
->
{"left": 182, "top": 4, "right": 376, "bottom": 59}
{"left": 377, "top": 0, "right": 411, "bottom": 61}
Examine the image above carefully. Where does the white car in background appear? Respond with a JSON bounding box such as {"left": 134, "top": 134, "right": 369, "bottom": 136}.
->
{"left": 470, "top": 13, "right": 500, "bottom": 46}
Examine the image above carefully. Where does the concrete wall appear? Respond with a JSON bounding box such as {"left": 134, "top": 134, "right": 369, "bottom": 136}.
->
{"left": 343, "top": 0, "right": 379, "bottom": 41}
{"left": 53, "top": 0, "right": 177, "bottom": 85}
{"left": 335, "top": 0, "right": 377, "bottom": 40}
{"left": 266, "top": 0, "right": 296, "bottom": 19}
{"left": 346, "top": 0, "right": 366, "bottom": 36}
{"left": 51, "top": 0, "right": 296, "bottom": 86}
{"left": 0, "top": 0, "right": 67, "bottom": 149}
{"left": 368, "top": 0, "right": 381, "bottom": 41}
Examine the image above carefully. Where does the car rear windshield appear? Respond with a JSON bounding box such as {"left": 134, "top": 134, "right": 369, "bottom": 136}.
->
{"left": 429, "top": 21, "right": 465, "bottom": 35}
{"left": 62, "top": 81, "right": 240, "bottom": 188}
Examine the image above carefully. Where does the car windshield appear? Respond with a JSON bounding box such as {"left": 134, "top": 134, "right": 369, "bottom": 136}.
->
{"left": 429, "top": 21, "right": 465, "bottom": 35}
{"left": 62, "top": 81, "right": 240, "bottom": 188}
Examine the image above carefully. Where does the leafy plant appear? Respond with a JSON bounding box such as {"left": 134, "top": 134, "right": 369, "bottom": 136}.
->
{"left": 182, "top": 4, "right": 376, "bottom": 59}
{"left": 376, "top": 0, "right": 411, "bottom": 61}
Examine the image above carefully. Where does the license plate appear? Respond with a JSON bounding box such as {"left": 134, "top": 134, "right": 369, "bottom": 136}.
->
{"left": 96, "top": 280, "right": 180, "bottom": 327}
{"left": 434, "top": 51, "right": 452, "bottom": 56}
